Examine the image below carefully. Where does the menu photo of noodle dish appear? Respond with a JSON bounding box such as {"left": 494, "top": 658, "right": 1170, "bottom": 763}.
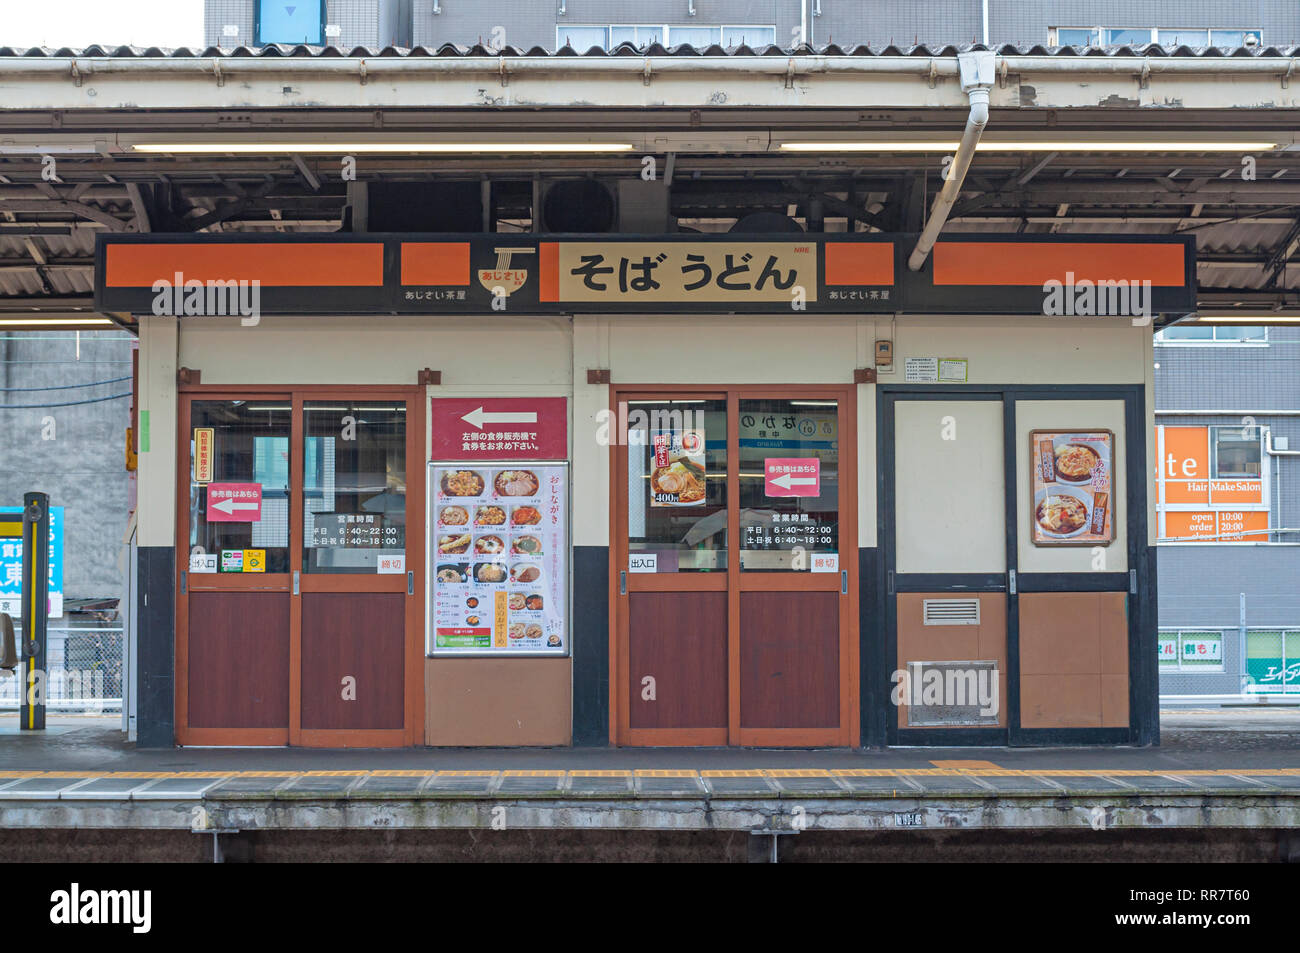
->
{"left": 429, "top": 462, "right": 569, "bottom": 655}
{"left": 1029, "top": 430, "right": 1115, "bottom": 546}
{"left": 650, "top": 428, "right": 707, "bottom": 507}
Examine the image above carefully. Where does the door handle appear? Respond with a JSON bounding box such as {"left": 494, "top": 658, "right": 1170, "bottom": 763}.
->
{"left": 292, "top": 570, "right": 300, "bottom": 596}
{"left": 887, "top": 570, "right": 895, "bottom": 596}
{"left": 841, "top": 569, "right": 848, "bottom": 595}
{"left": 1129, "top": 569, "right": 1137, "bottom": 594}
{"left": 408, "top": 570, "right": 415, "bottom": 596}
{"left": 180, "top": 571, "right": 187, "bottom": 595}
{"left": 619, "top": 570, "right": 627, "bottom": 595}
{"left": 1008, "top": 569, "right": 1017, "bottom": 595}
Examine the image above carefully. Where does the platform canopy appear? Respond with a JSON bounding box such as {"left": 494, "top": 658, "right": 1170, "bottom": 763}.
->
{"left": 0, "top": 42, "right": 1298, "bottom": 329}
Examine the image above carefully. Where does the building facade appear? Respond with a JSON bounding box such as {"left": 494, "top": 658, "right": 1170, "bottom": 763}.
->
{"left": 1154, "top": 324, "right": 1300, "bottom": 697}
{"left": 203, "top": 1, "right": 1300, "bottom": 51}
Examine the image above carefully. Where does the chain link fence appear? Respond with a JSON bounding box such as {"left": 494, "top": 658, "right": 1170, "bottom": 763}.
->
{"left": 0, "top": 625, "right": 123, "bottom": 714}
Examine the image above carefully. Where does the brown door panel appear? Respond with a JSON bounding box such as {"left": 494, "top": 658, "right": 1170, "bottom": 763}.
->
{"left": 740, "top": 590, "right": 839, "bottom": 729}
{"left": 300, "top": 592, "right": 405, "bottom": 730}
{"left": 187, "top": 591, "right": 290, "bottom": 730}
{"left": 627, "top": 591, "right": 727, "bottom": 730}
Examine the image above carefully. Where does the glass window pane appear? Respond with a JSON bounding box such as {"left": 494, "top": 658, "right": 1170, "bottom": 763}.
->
{"left": 1158, "top": 325, "right": 1214, "bottom": 341}
{"left": 636, "top": 25, "right": 665, "bottom": 46}
{"left": 1158, "top": 631, "right": 1179, "bottom": 667}
{"left": 1103, "top": 28, "right": 1152, "bottom": 45}
{"left": 722, "top": 25, "right": 776, "bottom": 47}
{"left": 1056, "top": 28, "right": 1099, "bottom": 46}
{"left": 669, "top": 26, "right": 722, "bottom": 48}
{"left": 1177, "top": 631, "right": 1222, "bottom": 668}
{"left": 1246, "top": 630, "right": 1286, "bottom": 691}
{"left": 190, "top": 400, "right": 292, "bottom": 574}
{"left": 302, "top": 401, "right": 406, "bottom": 574}
{"left": 608, "top": 26, "right": 637, "bottom": 47}
{"left": 626, "top": 398, "right": 726, "bottom": 572}
{"left": 256, "top": 0, "right": 324, "bottom": 45}
{"left": 1214, "top": 325, "right": 1266, "bottom": 341}
{"left": 1211, "top": 426, "right": 1261, "bottom": 478}
{"left": 738, "top": 398, "right": 838, "bottom": 572}
{"left": 1158, "top": 29, "right": 1207, "bottom": 46}
{"left": 1211, "top": 29, "right": 1261, "bottom": 47}
{"left": 556, "top": 26, "right": 607, "bottom": 50}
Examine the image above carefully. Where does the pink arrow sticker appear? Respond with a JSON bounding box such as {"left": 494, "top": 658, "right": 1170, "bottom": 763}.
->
{"left": 207, "top": 483, "right": 263, "bottom": 522}
{"left": 764, "top": 457, "right": 820, "bottom": 497}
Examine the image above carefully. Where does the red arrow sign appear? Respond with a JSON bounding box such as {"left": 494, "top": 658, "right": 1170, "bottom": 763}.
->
{"left": 207, "top": 483, "right": 263, "bottom": 522}
{"left": 432, "top": 397, "right": 567, "bottom": 461}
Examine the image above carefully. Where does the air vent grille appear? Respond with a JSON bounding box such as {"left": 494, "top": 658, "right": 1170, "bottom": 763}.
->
{"left": 922, "top": 598, "right": 980, "bottom": 626}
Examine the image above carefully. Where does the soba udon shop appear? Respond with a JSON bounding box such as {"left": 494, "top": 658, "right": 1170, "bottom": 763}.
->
{"left": 99, "top": 230, "right": 1191, "bottom": 748}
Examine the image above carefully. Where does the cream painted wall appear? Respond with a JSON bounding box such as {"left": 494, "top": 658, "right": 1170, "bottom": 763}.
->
{"left": 895, "top": 400, "right": 1007, "bottom": 574}
{"left": 178, "top": 314, "right": 573, "bottom": 388}
{"left": 878, "top": 315, "right": 1151, "bottom": 385}
{"left": 607, "top": 314, "right": 860, "bottom": 384}
{"left": 136, "top": 316, "right": 177, "bottom": 547}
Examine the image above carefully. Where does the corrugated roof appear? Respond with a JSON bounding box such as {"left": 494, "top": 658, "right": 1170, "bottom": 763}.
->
{"left": 1, "top": 42, "right": 1298, "bottom": 59}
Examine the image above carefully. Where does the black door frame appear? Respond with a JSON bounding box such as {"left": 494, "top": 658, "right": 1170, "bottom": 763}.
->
{"left": 872, "top": 383, "right": 1156, "bottom": 748}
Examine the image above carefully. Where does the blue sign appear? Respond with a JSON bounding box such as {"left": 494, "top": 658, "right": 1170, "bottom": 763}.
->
{"left": 0, "top": 506, "right": 64, "bottom": 618}
{"left": 256, "top": 1, "right": 325, "bottom": 46}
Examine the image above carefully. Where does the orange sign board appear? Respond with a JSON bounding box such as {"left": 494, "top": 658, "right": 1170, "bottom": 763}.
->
{"left": 1165, "top": 511, "right": 1269, "bottom": 542}
{"left": 1159, "top": 425, "right": 1264, "bottom": 508}
{"left": 193, "top": 428, "right": 214, "bottom": 484}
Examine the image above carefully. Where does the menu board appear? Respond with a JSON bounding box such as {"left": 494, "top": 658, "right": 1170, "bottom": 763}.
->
{"left": 1029, "top": 430, "right": 1116, "bottom": 546}
{"left": 429, "top": 462, "right": 568, "bottom": 656}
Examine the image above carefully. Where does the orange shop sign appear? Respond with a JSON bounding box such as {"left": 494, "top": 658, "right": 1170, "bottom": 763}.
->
{"left": 1157, "top": 425, "right": 1267, "bottom": 541}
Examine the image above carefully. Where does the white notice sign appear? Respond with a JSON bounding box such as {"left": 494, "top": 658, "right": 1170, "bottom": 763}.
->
{"left": 904, "top": 358, "right": 938, "bottom": 382}
{"left": 629, "top": 554, "right": 658, "bottom": 573}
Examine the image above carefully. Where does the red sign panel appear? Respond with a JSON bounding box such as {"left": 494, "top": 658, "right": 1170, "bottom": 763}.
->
{"left": 207, "top": 483, "right": 263, "bottom": 522}
{"left": 431, "top": 397, "right": 567, "bottom": 461}
{"left": 764, "top": 457, "right": 821, "bottom": 497}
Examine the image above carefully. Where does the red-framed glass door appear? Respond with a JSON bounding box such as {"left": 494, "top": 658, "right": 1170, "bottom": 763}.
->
{"left": 177, "top": 387, "right": 425, "bottom": 748}
{"left": 611, "top": 384, "right": 857, "bottom": 747}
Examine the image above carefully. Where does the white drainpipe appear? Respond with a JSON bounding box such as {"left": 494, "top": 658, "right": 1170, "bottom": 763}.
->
{"left": 907, "top": 50, "right": 995, "bottom": 272}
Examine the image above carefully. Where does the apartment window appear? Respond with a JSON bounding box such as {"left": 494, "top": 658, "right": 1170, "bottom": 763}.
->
{"left": 1155, "top": 325, "right": 1267, "bottom": 344}
{"left": 1158, "top": 630, "right": 1224, "bottom": 672}
{"left": 558, "top": 25, "right": 775, "bottom": 51}
{"left": 722, "top": 25, "right": 777, "bottom": 47}
{"left": 557, "top": 26, "right": 611, "bottom": 50}
{"left": 1211, "top": 426, "right": 1262, "bottom": 479}
{"left": 255, "top": 0, "right": 326, "bottom": 46}
{"left": 609, "top": 25, "right": 664, "bottom": 47}
{"left": 1053, "top": 27, "right": 1262, "bottom": 47}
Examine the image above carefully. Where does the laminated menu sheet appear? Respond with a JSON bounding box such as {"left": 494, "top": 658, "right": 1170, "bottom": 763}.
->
{"left": 429, "top": 462, "right": 569, "bottom": 655}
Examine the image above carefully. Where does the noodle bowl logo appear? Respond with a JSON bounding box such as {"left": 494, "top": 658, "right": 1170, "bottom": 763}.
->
{"left": 479, "top": 246, "right": 535, "bottom": 296}
{"left": 1042, "top": 272, "right": 1152, "bottom": 326}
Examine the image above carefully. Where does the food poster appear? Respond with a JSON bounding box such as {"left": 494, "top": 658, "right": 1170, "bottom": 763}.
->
{"left": 1029, "top": 430, "right": 1116, "bottom": 546}
{"left": 430, "top": 463, "right": 568, "bottom": 655}
{"left": 649, "top": 429, "right": 707, "bottom": 507}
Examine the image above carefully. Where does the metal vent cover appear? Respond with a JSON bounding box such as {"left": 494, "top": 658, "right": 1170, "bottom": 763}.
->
{"left": 905, "top": 660, "right": 1000, "bottom": 727}
{"left": 922, "top": 598, "right": 980, "bottom": 626}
